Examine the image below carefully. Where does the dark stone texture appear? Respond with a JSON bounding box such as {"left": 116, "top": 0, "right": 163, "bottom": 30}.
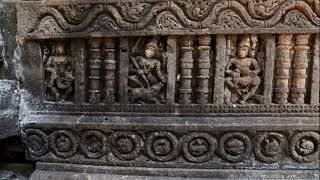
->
{"left": 0, "top": 80, "right": 19, "bottom": 140}
{"left": 0, "top": 1, "right": 17, "bottom": 80}
{"left": 30, "top": 163, "right": 320, "bottom": 180}
{"left": 0, "top": 0, "right": 319, "bottom": 179}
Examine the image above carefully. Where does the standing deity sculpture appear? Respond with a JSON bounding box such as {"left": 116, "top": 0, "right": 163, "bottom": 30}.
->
{"left": 44, "top": 41, "right": 74, "bottom": 102}
{"left": 128, "top": 37, "right": 167, "bottom": 104}
{"left": 224, "top": 36, "right": 261, "bottom": 105}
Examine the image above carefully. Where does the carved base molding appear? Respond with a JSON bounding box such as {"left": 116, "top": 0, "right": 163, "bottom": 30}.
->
{"left": 22, "top": 115, "right": 319, "bottom": 175}
{"left": 30, "top": 163, "right": 320, "bottom": 180}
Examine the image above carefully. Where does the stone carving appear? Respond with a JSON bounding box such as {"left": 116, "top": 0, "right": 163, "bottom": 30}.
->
{"left": 23, "top": 128, "right": 320, "bottom": 165}
{"left": 146, "top": 131, "right": 180, "bottom": 162}
{"left": 195, "top": 35, "right": 212, "bottom": 104}
{"left": 178, "top": 36, "right": 194, "bottom": 104}
{"left": 49, "top": 130, "right": 79, "bottom": 158}
{"left": 103, "top": 38, "right": 117, "bottom": 103}
{"left": 290, "top": 132, "right": 319, "bottom": 163}
{"left": 44, "top": 41, "right": 75, "bottom": 102}
{"left": 88, "top": 38, "right": 102, "bottom": 104}
{"left": 80, "top": 130, "right": 108, "bottom": 159}
{"left": 128, "top": 37, "right": 167, "bottom": 104}
{"left": 182, "top": 133, "right": 216, "bottom": 163}
{"left": 224, "top": 35, "right": 261, "bottom": 105}
{"left": 22, "top": 129, "right": 49, "bottom": 157}
{"left": 254, "top": 132, "right": 287, "bottom": 163}
{"left": 17, "top": 0, "right": 320, "bottom": 38}
{"left": 13, "top": 0, "right": 320, "bottom": 178}
{"left": 290, "top": 34, "right": 311, "bottom": 104}
{"left": 274, "top": 34, "right": 293, "bottom": 104}
{"left": 219, "top": 132, "right": 251, "bottom": 163}
{"left": 239, "top": 0, "right": 286, "bottom": 19}
{"left": 274, "top": 34, "right": 314, "bottom": 105}
{"left": 109, "top": 131, "right": 143, "bottom": 160}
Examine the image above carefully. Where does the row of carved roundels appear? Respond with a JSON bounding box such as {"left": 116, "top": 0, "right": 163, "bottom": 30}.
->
{"left": 22, "top": 129, "right": 319, "bottom": 164}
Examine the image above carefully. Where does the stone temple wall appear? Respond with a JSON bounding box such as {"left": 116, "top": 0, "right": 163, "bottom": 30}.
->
{"left": 0, "top": 0, "right": 319, "bottom": 179}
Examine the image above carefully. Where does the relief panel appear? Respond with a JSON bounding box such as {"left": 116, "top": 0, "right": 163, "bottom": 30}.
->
{"left": 128, "top": 37, "right": 168, "bottom": 104}
{"left": 43, "top": 40, "right": 75, "bottom": 102}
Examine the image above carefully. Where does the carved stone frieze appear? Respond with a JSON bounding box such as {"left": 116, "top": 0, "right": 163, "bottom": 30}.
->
{"left": 13, "top": 0, "right": 320, "bottom": 178}
{"left": 22, "top": 126, "right": 320, "bottom": 166}
{"left": 16, "top": 0, "right": 320, "bottom": 38}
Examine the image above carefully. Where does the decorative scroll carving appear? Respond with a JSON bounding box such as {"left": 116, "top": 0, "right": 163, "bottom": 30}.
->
{"left": 290, "top": 132, "right": 320, "bottom": 163}
{"left": 128, "top": 37, "right": 167, "bottom": 104}
{"left": 239, "top": 0, "right": 286, "bottom": 19}
{"left": 44, "top": 41, "right": 75, "bottom": 102}
{"left": 17, "top": 0, "right": 320, "bottom": 38}
{"left": 23, "top": 128, "right": 320, "bottom": 165}
{"left": 254, "top": 132, "right": 287, "bottom": 163}
{"left": 80, "top": 130, "right": 108, "bottom": 159}
{"left": 109, "top": 131, "right": 143, "bottom": 160}
{"left": 49, "top": 130, "right": 79, "bottom": 158}
{"left": 224, "top": 35, "right": 262, "bottom": 105}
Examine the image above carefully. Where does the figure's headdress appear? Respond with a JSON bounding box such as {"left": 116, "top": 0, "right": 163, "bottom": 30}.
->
{"left": 145, "top": 37, "right": 160, "bottom": 50}
{"left": 238, "top": 36, "right": 251, "bottom": 48}
{"left": 55, "top": 40, "right": 65, "bottom": 54}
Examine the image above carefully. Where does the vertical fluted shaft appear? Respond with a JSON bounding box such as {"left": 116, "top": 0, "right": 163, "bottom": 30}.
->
{"left": 103, "top": 38, "right": 116, "bottom": 103}
{"left": 274, "top": 34, "right": 293, "bottom": 104}
{"left": 88, "top": 38, "right": 102, "bottom": 104}
{"left": 178, "top": 36, "right": 194, "bottom": 104}
{"left": 290, "top": 34, "right": 310, "bottom": 104}
{"left": 196, "top": 35, "right": 211, "bottom": 104}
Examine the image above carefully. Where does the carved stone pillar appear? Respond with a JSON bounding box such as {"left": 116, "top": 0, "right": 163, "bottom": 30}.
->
{"left": 290, "top": 34, "right": 310, "bottom": 104}
{"left": 196, "top": 35, "right": 211, "bottom": 104}
{"left": 274, "top": 34, "right": 293, "bottom": 104}
{"left": 103, "top": 38, "right": 116, "bottom": 103}
{"left": 178, "top": 36, "right": 194, "bottom": 104}
{"left": 88, "top": 38, "right": 102, "bottom": 104}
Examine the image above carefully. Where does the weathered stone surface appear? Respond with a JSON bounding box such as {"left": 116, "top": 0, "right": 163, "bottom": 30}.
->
{"left": 30, "top": 165, "right": 320, "bottom": 180}
{"left": 0, "top": 1, "right": 17, "bottom": 80}
{"left": 0, "top": 0, "right": 319, "bottom": 179}
{"left": 0, "top": 80, "right": 19, "bottom": 140}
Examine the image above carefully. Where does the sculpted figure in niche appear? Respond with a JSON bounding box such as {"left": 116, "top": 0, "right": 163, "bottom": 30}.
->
{"left": 44, "top": 41, "right": 74, "bottom": 102}
{"left": 224, "top": 35, "right": 261, "bottom": 105}
{"left": 128, "top": 37, "right": 167, "bottom": 104}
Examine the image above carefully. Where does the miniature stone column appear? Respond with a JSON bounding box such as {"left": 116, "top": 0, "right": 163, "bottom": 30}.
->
{"left": 274, "top": 34, "right": 293, "bottom": 104}
{"left": 103, "top": 38, "right": 116, "bottom": 103}
{"left": 178, "top": 36, "right": 194, "bottom": 104}
{"left": 290, "top": 34, "right": 310, "bottom": 104}
{"left": 196, "top": 35, "right": 211, "bottom": 104}
{"left": 88, "top": 38, "right": 102, "bottom": 104}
